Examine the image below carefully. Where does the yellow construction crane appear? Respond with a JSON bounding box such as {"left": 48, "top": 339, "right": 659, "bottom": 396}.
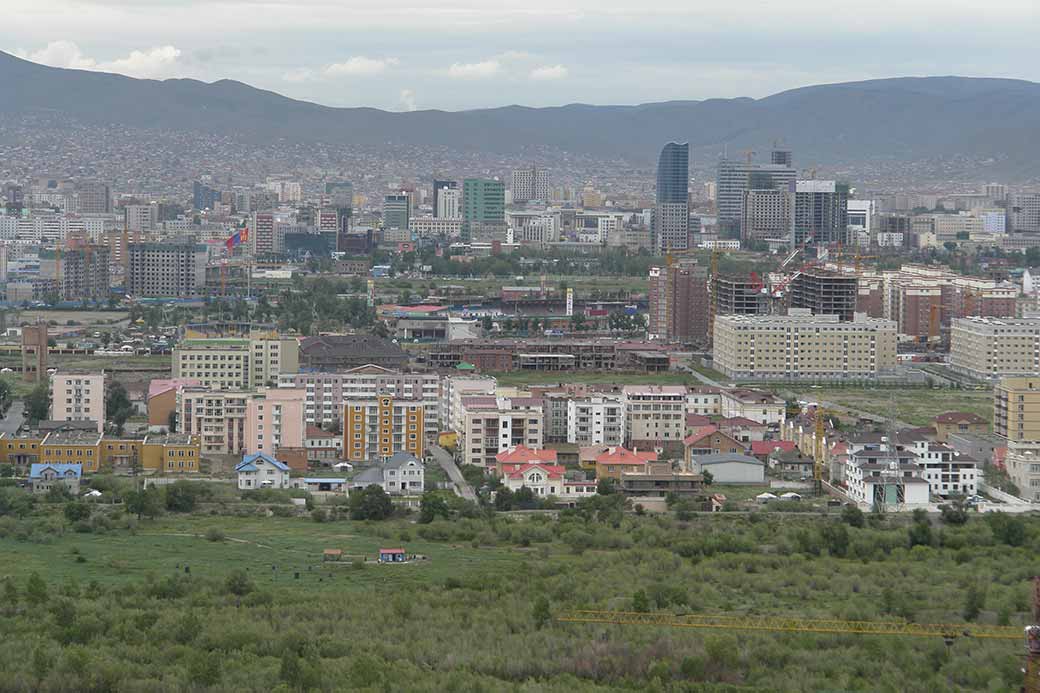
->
{"left": 561, "top": 579, "right": 1040, "bottom": 693}
{"left": 813, "top": 407, "right": 827, "bottom": 495}
{"left": 707, "top": 248, "right": 720, "bottom": 342}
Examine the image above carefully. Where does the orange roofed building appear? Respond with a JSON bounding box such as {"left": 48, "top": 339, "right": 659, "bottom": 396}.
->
{"left": 594, "top": 445, "right": 658, "bottom": 481}
{"left": 494, "top": 445, "right": 557, "bottom": 476}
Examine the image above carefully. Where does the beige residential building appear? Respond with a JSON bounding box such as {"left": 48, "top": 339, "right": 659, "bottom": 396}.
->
{"left": 342, "top": 396, "right": 425, "bottom": 463}
{"left": 713, "top": 310, "right": 897, "bottom": 381}
{"left": 994, "top": 377, "right": 1040, "bottom": 500}
{"left": 177, "top": 388, "right": 249, "bottom": 455}
{"left": 173, "top": 334, "right": 299, "bottom": 390}
{"left": 245, "top": 388, "right": 306, "bottom": 457}
{"left": 459, "top": 396, "right": 543, "bottom": 467}
{"left": 441, "top": 376, "right": 497, "bottom": 434}
{"left": 950, "top": 317, "right": 1040, "bottom": 380}
{"left": 50, "top": 371, "right": 106, "bottom": 433}
{"left": 623, "top": 385, "right": 687, "bottom": 445}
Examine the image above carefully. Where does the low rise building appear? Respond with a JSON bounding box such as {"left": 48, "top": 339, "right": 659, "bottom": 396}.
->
{"left": 235, "top": 452, "right": 290, "bottom": 490}
{"left": 173, "top": 334, "right": 299, "bottom": 390}
{"left": 29, "top": 462, "right": 81, "bottom": 495}
{"left": 349, "top": 451, "right": 424, "bottom": 495}
{"left": 689, "top": 452, "right": 765, "bottom": 484}
{"left": 178, "top": 388, "right": 249, "bottom": 455}
{"left": 459, "top": 396, "right": 543, "bottom": 468}
{"left": 594, "top": 445, "right": 658, "bottom": 481}
{"left": 933, "top": 411, "right": 988, "bottom": 443}
{"left": 620, "top": 461, "right": 703, "bottom": 499}
{"left": 907, "top": 440, "right": 979, "bottom": 498}
{"left": 844, "top": 451, "right": 930, "bottom": 510}
{"left": 623, "top": 385, "right": 687, "bottom": 446}
{"left": 720, "top": 389, "right": 786, "bottom": 426}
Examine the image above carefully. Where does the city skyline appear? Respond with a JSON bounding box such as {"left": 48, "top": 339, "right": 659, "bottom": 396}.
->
{"left": 2, "top": 0, "right": 1038, "bottom": 111}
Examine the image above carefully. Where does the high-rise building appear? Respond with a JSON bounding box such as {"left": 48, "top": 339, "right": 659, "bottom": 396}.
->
{"left": 462, "top": 178, "right": 505, "bottom": 242}
{"left": 60, "top": 245, "right": 110, "bottom": 302}
{"left": 647, "top": 260, "right": 710, "bottom": 345}
{"left": 245, "top": 388, "right": 306, "bottom": 456}
{"left": 2, "top": 182, "right": 24, "bottom": 213}
{"left": 716, "top": 151, "right": 796, "bottom": 236}
{"left": 794, "top": 181, "right": 849, "bottom": 245}
{"left": 511, "top": 166, "right": 550, "bottom": 203}
{"left": 1009, "top": 194, "right": 1040, "bottom": 234}
{"left": 713, "top": 275, "right": 769, "bottom": 317}
{"left": 654, "top": 142, "right": 689, "bottom": 252}
{"left": 383, "top": 194, "right": 411, "bottom": 230}
{"left": 75, "top": 181, "right": 111, "bottom": 214}
{"left": 193, "top": 180, "right": 222, "bottom": 211}
{"left": 771, "top": 149, "right": 793, "bottom": 167}
{"left": 789, "top": 268, "right": 858, "bottom": 322}
{"left": 432, "top": 180, "right": 457, "bottom": 218}
{"left": 127, "top": 243, "right": 207, "bottom": 298}
{"left": 124, "top": 204, "right": 157, "bottom": 232}
{"left": 741, "top": 188, "right": 794, "bottom": 242}
{"left": 251, "top": 212, "right": 275, "bottom": 256}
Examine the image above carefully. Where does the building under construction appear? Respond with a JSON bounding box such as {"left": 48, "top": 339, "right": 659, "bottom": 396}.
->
{"left": 789, "top": 268, "right": 858, "bottom": 321}
{"left": 713, "top": 275, "right": 769, "bottom": 317}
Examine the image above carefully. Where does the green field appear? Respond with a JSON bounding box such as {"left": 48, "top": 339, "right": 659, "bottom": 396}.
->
{"left": 0, "top": 491, "right": 1036, "bottom": 691}
{"left": 787, "top": 387, "right": 994, "bottom": 428}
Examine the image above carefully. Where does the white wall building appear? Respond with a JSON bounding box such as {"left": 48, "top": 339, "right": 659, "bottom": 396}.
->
{"left": 566, "top": 395, "right": 625, "bottom": 446}
{"left": 235, "top": 453, "right": 290, "bottom": 490}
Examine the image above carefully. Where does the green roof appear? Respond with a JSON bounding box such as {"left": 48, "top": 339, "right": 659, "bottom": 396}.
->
{"left": 455, "top": 362, "right": 476, "bottom": 370}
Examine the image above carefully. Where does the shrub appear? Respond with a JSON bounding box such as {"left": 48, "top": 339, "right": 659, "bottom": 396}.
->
{"left": 205, "top": 527, "right": 225, "bottom": 542}
{"left": 225, "top": 570, "right": 255, "bottom": 596}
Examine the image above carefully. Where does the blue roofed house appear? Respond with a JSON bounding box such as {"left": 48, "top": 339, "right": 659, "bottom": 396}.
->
{"left": 236, "top": 452, "right": 290, "bottom": 490}
{"left": 30, "top": 463, "right": 82, "bottom": 495}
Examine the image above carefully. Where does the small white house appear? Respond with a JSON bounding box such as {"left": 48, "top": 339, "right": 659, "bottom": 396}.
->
{"left": 236, "top": 452, "right": 291, "bottom": 490}
{"left": 349, "top": 452, "right": 425, "bottom": 496}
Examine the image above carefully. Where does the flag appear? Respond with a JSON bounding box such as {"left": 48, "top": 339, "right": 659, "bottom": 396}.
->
{"left": 225, "top": 226, "right": 249, "bottom": 251}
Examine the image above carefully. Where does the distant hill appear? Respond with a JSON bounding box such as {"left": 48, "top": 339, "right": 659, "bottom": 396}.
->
{"left": 2, "top": 50, "right": 1039, "bottom": 174}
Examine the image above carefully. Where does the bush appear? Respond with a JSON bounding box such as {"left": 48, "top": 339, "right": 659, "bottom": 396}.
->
{"left": 225, "top": 570, "right": 255, "bottom": 596}
{"left": 63, "top": 502, "right": 91, "bottom": 523}
{"left": 205, "top": 527, "right": 225, "bottom": 542}
{"left": 311, "top": 509, "right": 328, "bottom": 523}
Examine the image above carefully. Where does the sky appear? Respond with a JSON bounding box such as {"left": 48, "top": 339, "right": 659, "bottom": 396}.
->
{"left": 2, "top": 0, "right": 1038, "bottom": 112}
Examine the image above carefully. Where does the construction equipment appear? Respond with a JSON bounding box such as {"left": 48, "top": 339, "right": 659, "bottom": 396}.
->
{"left": 813, "top": 407, "right": 827, "bottom": 496}
{"left": 560, "top": 574, "right": 1040, "bottom": 692}
{"left": 707, "top": 248, "right": 720, "bottom": 342}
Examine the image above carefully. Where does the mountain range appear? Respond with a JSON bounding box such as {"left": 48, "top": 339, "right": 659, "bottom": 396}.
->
{"left": 1, "top": 49, "right": 1038, "bottom": 175}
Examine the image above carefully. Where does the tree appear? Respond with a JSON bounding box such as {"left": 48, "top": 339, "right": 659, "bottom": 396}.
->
{"left": 702, "top": 470, "right": 714, "bottom": 486}
{"left": 494, "top": 487, "right": 514, "bottom": 511}
{"left": 596, "top": 477, "right": 615, "bottom": 495}
{"left": 532, "top": 596, "right": 552, "bottom": 630}
{"left": 125, "top": 486, "right": 162, "bottom": 520}
{"left": 987, "top": 513, "right": 1027, "bottom": 546}
{"left": 820, "top": 522, "right": 849, "bottom": 557}
{"left": 105, "top": 381, "right": 133, "bottom": 436}
{"left": 418, "top": 491, "right": 451, "bottom": 524}
{"left": 349, "top": 485, "right": 393, "bottom": 521}
{"left": 908, "top": 513, "right": 933, "bottom": 548}
{"left": 167, "top": 409, "right": 178, "bottom": 433}
{"left": 25, "top": 381, "right": 51, "bottom": 423}
{"left": 164, "top": 481, "right": 200, "bottom": 513}
{"left": 939, "top": 500, "right": 969, "bottom": 525}
{"left": 632, "top": 589, "right": 651, "bottom": 613}
{"left": 841, "top": 504, "right": 865, "bottom": 528}
{"left": 63, "top": 501, "right": 91, "bottom": 523}
{"left": 25, "top": 572, "right": 47, "bottom": 606}
{"left": 225, "top": 570, "right": 255, "bottom": 596}
{"left": 962, "top": 583, "right": 987, "bottom": 622}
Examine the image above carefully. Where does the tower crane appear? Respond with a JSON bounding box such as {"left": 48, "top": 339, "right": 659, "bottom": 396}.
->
{"left": 559, "top": 575, "right": 1040, "bottom": 693}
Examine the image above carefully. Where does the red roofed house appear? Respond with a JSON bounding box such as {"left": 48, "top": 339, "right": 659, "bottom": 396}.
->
{"left": 750, "top": 440, "right": 796, "bottom": 461}
{"left": 499, "top": 462, "right": 596, "bottom": 501}
{"left": 718, "top": 416, "right": 767, "bottom": 443}
{"left": 683, "top": 427, "right": 745, "bottom": 470}
{"left": 595, "top": 446, "right": 658, "bottom": 481}
{"left": 933, "top": 411, "right": 988, "bottom": 443}
{"left": 495, "top": 445, "right": 558, "bottom": 476}
{"left": 685, "top": 413, "right": 712, "bottom": 432}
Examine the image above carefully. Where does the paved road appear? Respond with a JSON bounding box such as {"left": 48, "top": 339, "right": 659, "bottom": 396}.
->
{"left": 0, "top": 401, "right": 25, "bottom": 436}
{"left": 429, "top": 445, "right": 477, "bottom": 501}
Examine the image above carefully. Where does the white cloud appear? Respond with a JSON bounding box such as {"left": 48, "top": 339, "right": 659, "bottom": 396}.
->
{"left": 18, "top": 40, "right": 181, "bottom": 78}
{"left": 282, "top": 68, "right": 316, "bottom": 83}
{"left": 447, "top": 60, "right": 500, "bottom": 79}
{"left": 399, "top": 89, "right": 418, "bottom": 112}
{"left": 324, "top": 56, "right": 399, "bottom": 77}
{"left": 529, "top": 64, "right": 569, "bottom": 81}
{"left": 103, "top": 45, "right": 181, "bottom": 79}
{"left": 498, "top": 50, "right": 532, "bottom": 61}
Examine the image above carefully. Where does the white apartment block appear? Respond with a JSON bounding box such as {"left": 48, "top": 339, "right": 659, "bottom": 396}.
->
{"left": 719, "top": 389, "right": 786, "bottom": 426}
{"left": 409, "top": 217, "right": 462, "bottom": 239}
{"left": 50, "top": 372, "right": 106, "bottom": 433}
{"left": 459, "top": 396, "right": 544, "bottom": 467}
{"left": 177, "top": 388, "right": 249, "bottom": 455}
{"left": 907, "top": 440, "right": 979, "bottom": 498}
{"left": 566, "top": 395, "right": 625, "bottom": 446}
{"left": 279, "top": 366, "right": 440, "bottom": 437}
{"left": 511, "top": 167, "right": 550, "bottom": 203}
{"left": 173, "top": 335, "right": 299, "bottom": 390}
{"left": 713, "top": 311, "right": 898, "bottom": 381}
{"left": 687, "top": 388, "right": 722, "bottom": 416}
{"left": 622, "top": 385, "right": 687, "bottom": 444}
{"left": 436, "top": 188, "right": 461, "bottom": 219}
{"left": 441, "top": 376, "right": 497, "bottom": 434}
{"left": 950, "top": 317, "right": 1040, "bottom": 380}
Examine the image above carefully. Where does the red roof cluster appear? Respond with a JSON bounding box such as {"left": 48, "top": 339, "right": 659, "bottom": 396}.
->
{"left": 495, "top": 445, "right": 558, "bottom": 464}
{"left": 595, "top": 446, "right": 657, "bottom": 465}
{"left": 750, "top": 440, "right": 796, "bottom": 456}
{"left": 500, "top": 462, "right": 565, "bottom": 480}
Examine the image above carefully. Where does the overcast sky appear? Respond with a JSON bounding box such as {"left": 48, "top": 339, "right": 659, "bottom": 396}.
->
{"left": 3, "top": 0, "right": 1038, "bottom": 112}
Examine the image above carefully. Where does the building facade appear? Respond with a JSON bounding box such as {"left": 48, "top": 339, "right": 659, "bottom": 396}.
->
{"left": 654, "top": 142, "right": 689, "bottom": 252}
{"left": 127, "top": 242, "right": 207, "bottom": 297}
{"left": 342, "top": 396, "right": 425, "bottom": 463}
{"left": 50, "top": 372, "right": 106, "bottom": 433}
{"left": 950, "top": 317, "right": 1040, "bottom": 380}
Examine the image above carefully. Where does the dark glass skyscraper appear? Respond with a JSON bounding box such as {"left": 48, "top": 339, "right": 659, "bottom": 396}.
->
{"left": 655, "top": 142, "right": 690, "bottom": 252}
